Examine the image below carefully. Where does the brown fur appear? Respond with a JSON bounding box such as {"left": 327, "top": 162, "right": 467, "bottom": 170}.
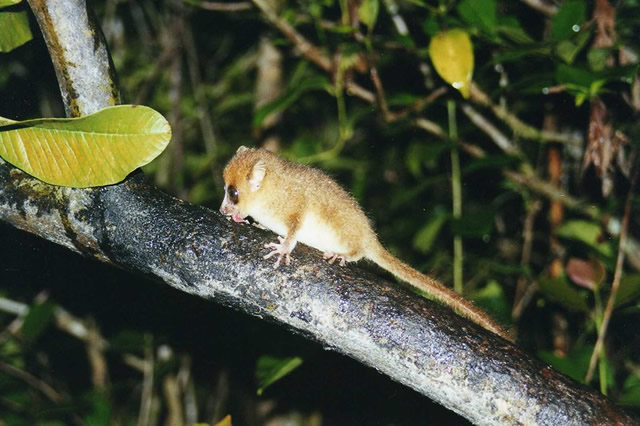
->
{"left": 220, "top": 146, "right": 513, "bottom": 341}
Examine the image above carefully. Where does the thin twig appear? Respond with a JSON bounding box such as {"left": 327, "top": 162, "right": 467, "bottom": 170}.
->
{"left": 469, "top": 84, "right": 582, "bottom": 145}
{"left": 136, "top": 334, "right": 154, "bottom": 426}
{"left": 519, "top": 0, "right": 558, "bottom": 17}
{"left": 0, "top": 297, "right": 28, "bottom": 315}
{"left": 344, "top": 82, "right": 376, "bottom": 103}
{"left": 382, "top": 0, "right": 409, "bottom": 35}
{"left": 183, "top": 24, "right": 222, "bottom": 189}
{"left": 585, "top": 169, "right": 638, "bottom": 383}
{"left": 0, "top": 361, "right": 64, "bottom": 403}
{"left": 250, "top": 0, "right": 377, "bottom": 105}
{"left": 461, "top": 103, "right": 523, "bottom": 157}
{"left": 414, "top": 117, "right": 447, "bottom": 139}
{"left": 370, "top": 66, "right": 390, "bottom": 119}
{"left": 512, "top": 200, "right": 543, "bottom": 321}
{"left": 86, "top": 320, "right": 109, "bottom": 390}
{"left": 179, "top": 355, "right": 198, "bottom": 425}
{"left": 504, "top": 170, "right": 600, "bottom": 220}
{"left": 168, "top": 0, "right": 187, "bottom": 200}
{"left": 0, "top": 296, "right": 108, "bottom": 348}
{"left": 388, "top": 87, "right": 447, "bottom": 121}
{"left": 251, "top": 0, "right": 331, "bottom": 71}
{"left": 160, "top": 346, "right": 183, "bottom": 426}
{"left": 195, "top": 1, "right": 252, "bottom": 12}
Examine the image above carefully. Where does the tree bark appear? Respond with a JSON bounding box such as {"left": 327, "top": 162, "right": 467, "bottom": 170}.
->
{"left": 0, "top": 0, "right": 634, "bottom": 424}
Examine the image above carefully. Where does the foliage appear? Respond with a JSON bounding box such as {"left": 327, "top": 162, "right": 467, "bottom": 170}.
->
{"left": 1, "top": 0, "right": 639, "bottom": 424}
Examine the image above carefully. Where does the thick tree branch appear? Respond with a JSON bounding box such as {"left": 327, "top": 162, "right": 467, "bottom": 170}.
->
{"left": 0, "top": 164, "right": 635, "bottom": 425}
{"left": 1, "top": 0, "right": 634, "bottom": 424}
{"left": 28, "top": 0, "right": 119, "bottom": 116}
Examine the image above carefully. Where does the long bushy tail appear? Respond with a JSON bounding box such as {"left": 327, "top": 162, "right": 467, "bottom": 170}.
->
{"left": 367, "top": 242, "right": 513, "bottom": 341}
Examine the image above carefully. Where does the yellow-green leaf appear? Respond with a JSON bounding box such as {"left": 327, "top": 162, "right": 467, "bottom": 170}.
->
{"left": 428, "top": 29, "right": 474, "bottom": 98}
{"left": 358, "top": 0, "right": 379, "bottom": 31}
{"left": 0, "top": 105, "right": 171, "bottom": 187}
{"left": 214, "top": 415, "right": 232, "bottom": 426}
{"left": 0, "top": 0, "right": 22, "bottom": 7}
{"left": 0, "top": 10, "right": 32, "bottom": 52}
{"left": 256, "top": 355, "right": 303, "bottom": 396}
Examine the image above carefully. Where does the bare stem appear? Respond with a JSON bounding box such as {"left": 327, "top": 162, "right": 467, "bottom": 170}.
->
{"left": 469, "top": 84, "right": 582, "bottom": 145}
{"left": 0, "top": 361, "right": 64, "bottom": 403}
{"left": 195, "top": 1, "right": 252, "bottom": 12}
{"left": 448, "top": 100, "right": 463, "bottom": 294}
{"left": 461, "top": 103, "right": 523, "bottom": 157}
{"left": 585, "top": 170, "right": 638, "bottom": 384}
{"left": 519, "top": 0, "right": 558, "bottom": 17}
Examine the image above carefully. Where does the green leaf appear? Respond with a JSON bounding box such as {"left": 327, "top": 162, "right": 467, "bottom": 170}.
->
{"left": 555, "top": 64, "right": 637, "bottom": 98}
{"left": 0, "top": 10, "right": 33, "bottom": 53}
{"left": 21, "top": 301, "right": 55, "bottom": 343}
{"left": 555, "top": 220, "right": 614, "bottom": 258}
{"left": 0, "top": 105, "right": 171, "bottom": 187}
{"left": 358, "top": 0, "right": 379, "bottom": 31}
{"left": 450, "top": 208, "right": 495, "bottom": 238}
{"left": 253, "top": 76, "right": 330, "bottom": 128}
{"left": 422, "top": 16, "right": 439, "bottom": 37}
{"left": 462, "top": 154, "right": 517, "bottom": 174}
{"left": 555, "top": 64, "right": 600, "bottom": 89}
{"left": 389, "top": 177, "right": 446, "bottom": 210}
{"left": 615, "top": 274, "right": 640, "bottom": 308}
{"left": 556, "top": 40, "right": 581, "bottom": 64}
{"left": 551, "top": 0, "right": 586, "bottom": 42}
{"left": 588, "top": 48, "right": 612, "bottom": 72}
{"left": 554, "top": 27, "right": 591, "bottom": 64}
{"left": 109, "top": 330, "right": 147, "bottom": 354}
{"left": 538, "top": 275, "right": 590, "bottom": 312}
{"left": 405, "top": 140, "right": 451, "bottom": 176}
{"left": 457, "top": 0, "right": 497, "bottom": 35}
{"left": 492, "top": 45, "right": 553, "bottom": 64}
{"left": 256, "top": 355, "right": 303, "bottom": 395}
{"left": 496, "top": 17, "right": 534, "bottom": 44}
{"left": 387, "top": 93, "right": 421, "bottom": 108}
{"left": 538, "top": 345, "right": 593, "bottom": 383}
{"left": 0, "top": 335, "right": 24, "bottom": 369}
{"left": 83, "top": 391, "right": 111, "bottom": 426}
{"left": 619, "top": 375, "right": 640, "bottom": 407}
{"left": 471, "top": 280, "right": 511, "bottom": 324}
{"left": 0, "top": 0, "right": 22, "bottom": 7}
{"left": 413, "top": 210, "right": 448, "bottom": 254}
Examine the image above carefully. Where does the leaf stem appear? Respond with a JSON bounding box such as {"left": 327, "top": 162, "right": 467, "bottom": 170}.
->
{"left": 448, "top": 100, "right": 463, "bottom": 294}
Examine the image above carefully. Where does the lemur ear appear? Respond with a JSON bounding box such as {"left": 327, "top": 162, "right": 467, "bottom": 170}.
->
{"left": 248, "top": 159, "right": 266, "bottom": 192}
{"left": 236, "top": 145, "right": 249, "bottom": 154}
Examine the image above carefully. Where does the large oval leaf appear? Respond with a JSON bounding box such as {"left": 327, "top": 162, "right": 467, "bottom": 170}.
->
{"left": 0, "top": 105, "right": 171, "bottom": 187}
{"left": 0, "top": 10, "right": 33, "bottom": 52}
{"left": 428, "top": 29, "right": 474, "bottom": 98}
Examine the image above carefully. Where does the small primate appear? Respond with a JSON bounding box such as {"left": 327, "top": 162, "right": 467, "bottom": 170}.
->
{"left": 220, "top": 146, "right": 512, "bottom": 341}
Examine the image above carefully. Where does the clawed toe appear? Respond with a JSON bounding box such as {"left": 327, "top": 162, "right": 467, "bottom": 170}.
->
{"left": 323, "top": 252, "right": 346, "bottom": 266}
{"left": 263, "top": 236, "right": 293, "bottom": 268}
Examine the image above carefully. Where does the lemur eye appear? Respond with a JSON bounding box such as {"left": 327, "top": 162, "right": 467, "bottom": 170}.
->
{"left": 227, "top": 185, "right": 239, "bottom": 204}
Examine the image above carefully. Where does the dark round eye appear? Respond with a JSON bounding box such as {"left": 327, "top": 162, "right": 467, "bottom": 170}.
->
{"left": 227, "top": 185, "right": 239, "bottom": 204}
